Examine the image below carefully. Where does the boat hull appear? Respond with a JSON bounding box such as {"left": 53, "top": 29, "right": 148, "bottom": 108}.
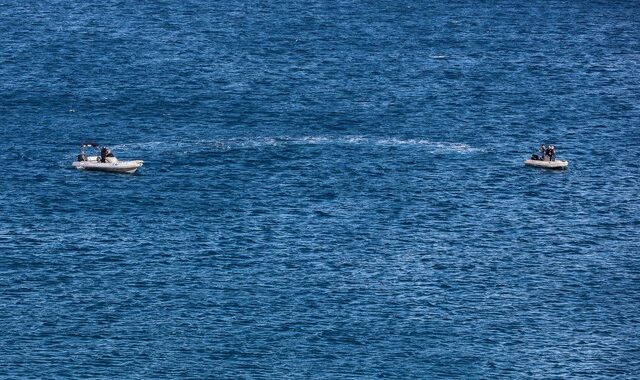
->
{"left": 524, "top": 159, "right": 568, "bottom": 170}
{"left": 72, "top": 160, "right": 144, "bottom": 174}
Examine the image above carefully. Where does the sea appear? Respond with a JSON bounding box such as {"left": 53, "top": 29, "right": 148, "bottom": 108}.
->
{"left": 1, "top": 1, "right": 639, "bottom": 378}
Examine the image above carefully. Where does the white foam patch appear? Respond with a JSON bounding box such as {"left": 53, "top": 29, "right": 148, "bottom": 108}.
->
{"left": 112, "top": 141, "right": 182, "bottom": 151}
{"left": 374, "top": 138, "right": 480, "bottom": 153}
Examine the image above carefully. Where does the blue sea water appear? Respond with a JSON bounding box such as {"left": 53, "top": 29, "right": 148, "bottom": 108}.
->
{"left": 1, "top": 0, "right": 639, "bottom": 378}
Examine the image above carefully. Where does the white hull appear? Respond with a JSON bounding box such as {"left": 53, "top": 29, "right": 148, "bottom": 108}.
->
{"left": 73, "top": 159, "right": 144, "bottom": 174}
{"left": 524, "top": 159, "right": 568, "bottom": 169}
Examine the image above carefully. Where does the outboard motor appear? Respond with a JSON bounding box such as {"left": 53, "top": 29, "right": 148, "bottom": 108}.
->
{"left": 530, "top": 154, "right": 540, "bottom": 160}
{"left": 77, "top": 153, "right": 87, "bottom": 162}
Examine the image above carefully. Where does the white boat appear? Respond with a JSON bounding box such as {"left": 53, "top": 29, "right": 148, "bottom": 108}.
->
{"left": 524, "top": 158, "right": 568, "bottom": 169}
{"left": 72, "top": 143, "right": 144, "bottom": 174}
{"left": 73, "top": 157, "right": 144, "bottom": 173}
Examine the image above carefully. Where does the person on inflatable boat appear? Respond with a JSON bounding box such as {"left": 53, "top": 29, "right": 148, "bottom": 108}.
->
{"left": 545, "top": 145, "right": 556, "bottom": 161}
{"left": 539, "top": 144, "right": 546, "bottom": 160}
{"left": 100, "top": 147, "right": 115, "bottom": 163}
{"left": 531, "top": 144, "right": 557, "bottom": 161}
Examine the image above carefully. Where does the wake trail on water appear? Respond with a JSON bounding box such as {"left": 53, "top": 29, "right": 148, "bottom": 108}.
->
{"left": 113, "top": 136, "right": 483, "bottom": 155}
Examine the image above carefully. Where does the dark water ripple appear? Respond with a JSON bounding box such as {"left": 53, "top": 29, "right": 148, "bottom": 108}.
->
{"left": 1, "top": 1, "right": 640, "bottom": 378}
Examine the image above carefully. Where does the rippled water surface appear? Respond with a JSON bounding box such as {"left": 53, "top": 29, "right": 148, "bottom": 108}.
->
{"left": 1, "top": 1, "right": 639, "bottom": 378}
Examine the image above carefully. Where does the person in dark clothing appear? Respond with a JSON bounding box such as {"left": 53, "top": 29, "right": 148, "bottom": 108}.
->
{"left": 100, "top": 147, "right": 114, "bottom": 163}
{"left": 545, "top": 145, "right": 556, "bottom": 161}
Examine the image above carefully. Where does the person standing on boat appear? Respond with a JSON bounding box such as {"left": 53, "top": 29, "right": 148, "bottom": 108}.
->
{"left": 548, "top": 145, "right": 556, "bottom": 161}
{"left": 539, "top": 144, "right": 546, "bottom": 160}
